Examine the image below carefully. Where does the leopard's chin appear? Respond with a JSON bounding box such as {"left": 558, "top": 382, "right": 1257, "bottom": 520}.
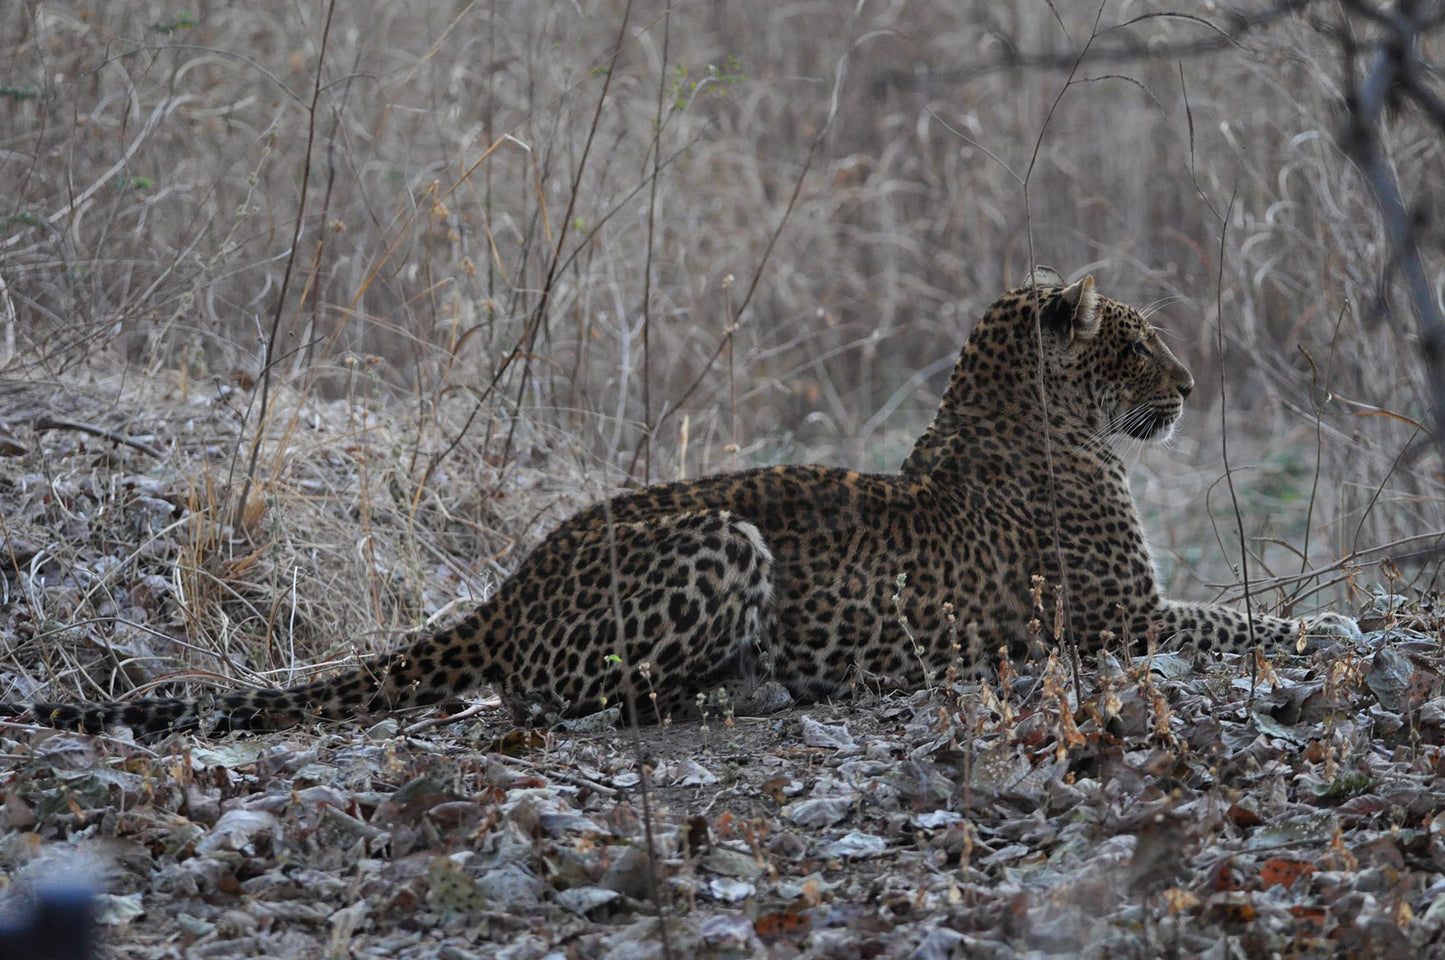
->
{"left": 1121, "top": 404, "right": 1182, "bottom": 440}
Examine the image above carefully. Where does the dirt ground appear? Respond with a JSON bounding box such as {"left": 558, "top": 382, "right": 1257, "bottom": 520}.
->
{"left": 7, "top": 643, "right": 1445, "bottom": 960}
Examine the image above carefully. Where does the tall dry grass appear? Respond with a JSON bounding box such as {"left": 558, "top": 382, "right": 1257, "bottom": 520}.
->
{"left": 1, "top": 1, "right": 1442, "bottom": 689}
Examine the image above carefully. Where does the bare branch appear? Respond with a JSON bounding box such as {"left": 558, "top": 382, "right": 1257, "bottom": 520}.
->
{"left": 1338, "top": 0, "right": 1445, "bottom": 447}
{"left": 872, "top": 1, "right": 1326, "bottom": 92}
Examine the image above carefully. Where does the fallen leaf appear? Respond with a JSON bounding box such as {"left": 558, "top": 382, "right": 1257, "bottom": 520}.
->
{"left": 755, "top": 907, "right": 811, "bottom": 943}
{"left": 1227, "top": 801, "right": 1262, "bottom": 828}
{"left": 1260, "top": 858, "right": 1315, "bottom": 890}
{"left": 821, "top": 831, "right": 887, "bottom": 860}
{"left": 1366, "top": 648, "right": 1415, "bottom": 712}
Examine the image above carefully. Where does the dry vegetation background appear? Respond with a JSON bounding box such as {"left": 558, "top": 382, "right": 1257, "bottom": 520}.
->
{"left": 3, "top": 0, "right": 1445, "bottom": 957}
{"left": 2, "top": 0, "right": 1442, "bottom": 659}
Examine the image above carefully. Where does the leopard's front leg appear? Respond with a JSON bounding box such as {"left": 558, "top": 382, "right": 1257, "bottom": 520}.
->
{"left": 1142, "top": 600, "right": 1360, "bottom": 654}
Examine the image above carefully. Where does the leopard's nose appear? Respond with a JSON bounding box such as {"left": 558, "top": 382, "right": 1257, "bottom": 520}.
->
{"left": 1178, "top": 378, "right": 1194, "bottom": 400}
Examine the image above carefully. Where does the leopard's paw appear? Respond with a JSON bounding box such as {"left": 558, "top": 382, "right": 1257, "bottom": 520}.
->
{"left": 1303, "top": 612, "right": 1362, "bottom": 638}
{"left": 1296, "top": 611, "right": 1362, "bottom": 652}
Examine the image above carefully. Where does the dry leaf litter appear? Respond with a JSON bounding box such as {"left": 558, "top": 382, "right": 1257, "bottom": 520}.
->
{"left": 1, "top": 376, "right": 1443, "bottom": 959}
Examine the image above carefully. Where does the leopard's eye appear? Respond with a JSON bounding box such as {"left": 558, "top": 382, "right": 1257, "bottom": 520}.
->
{"left": 1130, "top": 339, "right": 1151, "bottom": 357}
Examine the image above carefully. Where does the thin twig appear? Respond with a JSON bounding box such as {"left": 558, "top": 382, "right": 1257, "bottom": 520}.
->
{"left": 1020, "top": 2, "right": 1107, "bottom": 687}
{"left": 33, "top": 416, "right": 165, "bottom": 459}
{"left": 649, "top": 16, "right": 860, "bottom": 442}
{"left": 401, "top": 699, "right": 501, "bottom": 736}
{"left": 1214, "top": 527, "right": 1445, "bottom": 598}
{"left": 2, "top": 98, "right": 175, "bottom": 251}
{"left": 600, "top": 494, "right": 675, "bottom": 960}
{"left": 870, "top": 1, "right": 1328, "bottom": 93}
{"left": 638, "top": 1, "right": 673, "bottom": 484}
{"left": 233, "top": 0, "right": 338, "bottom": 533}
{"left": 496, "top": 1, "right": 637, "bottom": 476}
{"left": 1214, "top": 184, "right": 1259, "bottom": 667}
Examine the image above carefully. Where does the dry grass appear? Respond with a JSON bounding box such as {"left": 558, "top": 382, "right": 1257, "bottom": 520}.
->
{"left": 1, "top": 0, "right": 1442, "bottom": 695}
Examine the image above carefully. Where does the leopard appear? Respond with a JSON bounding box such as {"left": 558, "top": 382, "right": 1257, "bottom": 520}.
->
{"left": 0, "top": 267, "right": 1358, "bottom": 736}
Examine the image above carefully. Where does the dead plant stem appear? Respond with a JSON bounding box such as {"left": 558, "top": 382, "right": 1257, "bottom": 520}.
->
{"left": 234, "top": 0, "right": 337, "bottom": 534}
{"left": 1214, "top": 186, "right": 1260, "bottom": 677}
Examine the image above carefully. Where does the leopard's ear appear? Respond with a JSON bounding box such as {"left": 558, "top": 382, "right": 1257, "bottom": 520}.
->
{"left": 1028, "top": 268, "right": 1099, "bottom": 342}
{"left": 1056, "top": 275, "right": 1099, "bottom": 341}
{"left": 1025, "top": 265, "right": 1066, "bottom": 288}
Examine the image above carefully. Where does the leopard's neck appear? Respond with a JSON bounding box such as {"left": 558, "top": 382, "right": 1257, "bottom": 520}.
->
{"left": 900, "top": 346, "right": 1108, "bottom": 477}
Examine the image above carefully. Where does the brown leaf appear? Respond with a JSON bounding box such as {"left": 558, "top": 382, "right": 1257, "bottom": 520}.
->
{"left": 1209, "top": 859, "right": 1245, "bottom": 892}
{"left": 755, "top": 907, "right": 811, "bottom": 943}
{"left": 1202, "top": 898, "right": 1257, "bottom": 924}
{"left": 1260, "top": 858, "right": 1315, "bottom": 890}
{"left": 759, "top": 775, "right": 789, "bottom": 804}
{"left": 1336, "top": 794, "right": 1396, "bottom": 825}
{"left": 1226, "top": 802, "right": 1262, "bottom": 828}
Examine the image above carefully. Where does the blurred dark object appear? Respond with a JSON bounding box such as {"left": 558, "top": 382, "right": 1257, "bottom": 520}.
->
{"left": 0, "top": 883, "right": 96, "bottom": 960}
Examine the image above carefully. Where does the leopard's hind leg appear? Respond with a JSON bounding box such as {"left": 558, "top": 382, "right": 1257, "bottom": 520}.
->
{"left": 494, "top": 509, "right": 779, "bottom": 723}
{"left": 0, "top": 509, "right": 779, "bottom": 735}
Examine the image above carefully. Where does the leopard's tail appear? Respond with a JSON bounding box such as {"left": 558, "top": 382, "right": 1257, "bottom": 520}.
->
{"left": 0, "top": 696, "right": 204, "bottom": 736}
{"left": 0, "top": 606, "right": 506, "bottom": 736}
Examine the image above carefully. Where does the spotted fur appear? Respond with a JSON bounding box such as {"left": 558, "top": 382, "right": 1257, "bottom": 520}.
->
{"left": 0, "top": 269, "right": 1357, "bottom": 735}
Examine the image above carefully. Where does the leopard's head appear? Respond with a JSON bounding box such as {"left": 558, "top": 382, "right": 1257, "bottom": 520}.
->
{"left": 1009, "top": 266, "right": 1195, "bottom": 441}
